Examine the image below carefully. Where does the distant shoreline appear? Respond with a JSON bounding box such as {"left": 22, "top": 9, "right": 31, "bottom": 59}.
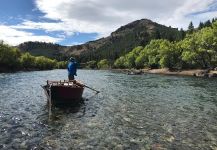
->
{"left": 1, "top": 68, "right": 217, "bottom": 78}
{"left": 113, "top": 68, "right": 217, "bottom": 78}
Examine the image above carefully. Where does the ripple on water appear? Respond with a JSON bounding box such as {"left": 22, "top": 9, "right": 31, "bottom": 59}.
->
{"left": 0, "top": 70, "right": 217, "bottom": 149}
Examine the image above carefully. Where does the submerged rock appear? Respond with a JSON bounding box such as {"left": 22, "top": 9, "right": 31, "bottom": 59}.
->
{"left": 208, "top": 73, "right": 217, "bottom": 78}
{"left": 194, "top": 70, "right": 209, "bottom": 77}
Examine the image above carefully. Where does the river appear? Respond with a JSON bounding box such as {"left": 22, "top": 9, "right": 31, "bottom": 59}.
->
{"left": 0, "top": 69, "right": 217, "bottom": 149}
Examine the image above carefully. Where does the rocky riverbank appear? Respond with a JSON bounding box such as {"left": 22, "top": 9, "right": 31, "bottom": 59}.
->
{"left": 114, "top": 68, "right": 217, "bottom": 78}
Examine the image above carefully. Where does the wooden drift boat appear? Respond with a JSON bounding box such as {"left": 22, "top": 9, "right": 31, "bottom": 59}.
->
{"left": 42, "top": 80, "right": 84, "bottom": 106}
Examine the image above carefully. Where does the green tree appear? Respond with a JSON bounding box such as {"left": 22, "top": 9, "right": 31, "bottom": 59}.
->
{"left": 86, "top": 60, "right": 97, "bottom": 69}
{"left": 114, "top": 56, "right": 126, "bottom": 69}
{"left": 159, "top": 41, "right": 183, "bottom": 69}
{"left": 20, "top": 53, "right": 36, "bottom": 69}
{"left": 198, "top": 22, "right": 204, "bottom": 30}
{"left": 204, "top": 20, "right": 211, "bottom": 27}
{"left": 97, "top": 59, "right": 110, "bottom": 69}
{"left": 181, "top": 23, "right": 217, "bottom": 68}
{"left": 188, "top": 21, "right": 194, "bottom": 34}
{"left": 180, "top": 28, "right": 186, "bottom": 39}
{"left": 153, "top": 30, "right": 161, "bottom": 39}
{"left": 135, "top": 48, "right": 149, "bottom": 68}
{"left": 56, "top": 61, "right": 67, "bottom": 69}
{"left": 121, "top": 46, "right": 143, "bottom": 68}
{"left": 35, "top": 56, "right": 57, "bottom": 70}
{"left": 145, "top": 40, "right": 163, "bottom": 68}
{"left": 0, "top": 43, "right": 21, "bottom": 70}
{"left": 114, "top": 21, "right": 217, "bottom": 70}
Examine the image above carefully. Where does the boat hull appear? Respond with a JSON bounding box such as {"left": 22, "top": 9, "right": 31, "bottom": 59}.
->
{"left": 51, "top": 86, "right": 84, "bottom": 105}
{"left": 42, "top": 80, "right": 85, "bottom": 106}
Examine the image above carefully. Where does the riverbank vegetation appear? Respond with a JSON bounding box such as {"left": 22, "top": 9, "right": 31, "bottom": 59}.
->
{"left": 113, "top": 20, "right": 217, "bottom": 70}
{"left": 0, "top": 43, "right": 67, "bottom": 72}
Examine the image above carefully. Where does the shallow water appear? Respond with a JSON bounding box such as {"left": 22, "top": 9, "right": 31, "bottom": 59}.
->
{"left": 0, "top": 69, "right": 217, "bottom": 149}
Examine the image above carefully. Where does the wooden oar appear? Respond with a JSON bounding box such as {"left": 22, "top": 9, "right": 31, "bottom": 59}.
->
{"left": 72, "top": 80, "right": 100, "bottom": 93}
{"left": 82, "top": 84, "right": 100, "bottom": 93}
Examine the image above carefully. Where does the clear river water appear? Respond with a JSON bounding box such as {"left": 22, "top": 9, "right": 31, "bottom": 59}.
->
{"left": 0, "top": 69, "right": 217, "bottom": 150}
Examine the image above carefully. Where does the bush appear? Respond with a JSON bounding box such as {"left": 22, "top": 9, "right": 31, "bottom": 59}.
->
{"left": 114, "top": 56, "right": 126, "bottom": 69}
{"left": 86, "top": 61, "right": 97, "bottom": 69}
{"left": 0, "top": 43, "right": 21, "bottom": 70}
{"left": 56, "top": 61, "right": 67, "bottom": 69}
{"left": 35, "top": 56, "right": 57, "bottom": 70}
{"left": 97, "top": 59, "right": 110, "bottom": 69}
{"left": 20, "top": 53, "right": 36, "bottom": 69}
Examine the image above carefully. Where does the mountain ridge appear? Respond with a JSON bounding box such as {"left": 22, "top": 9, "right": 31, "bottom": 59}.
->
{"left": 18, "top": 19, "right": 183, "bottom": 62}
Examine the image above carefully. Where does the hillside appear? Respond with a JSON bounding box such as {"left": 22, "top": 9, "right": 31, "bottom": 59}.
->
{"left": 67, "top": 19, "right": 183, "bottom": 62}
{"left": 18, "top": 42, "right": 67, "bottom": 60}
{"left": 18, "top": 19, "right": 183, "bottom": 62}
{"left": 114, "top": 20, "right": 217, "bottom": 70}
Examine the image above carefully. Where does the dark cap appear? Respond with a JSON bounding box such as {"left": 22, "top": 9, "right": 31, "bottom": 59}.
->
{"left": 69, "top": 57, "right": 75, "bottom": 62}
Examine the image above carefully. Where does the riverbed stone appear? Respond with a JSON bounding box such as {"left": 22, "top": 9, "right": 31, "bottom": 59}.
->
{"left": 195, "top": 71, "right": 209, "bottom": 77}
{"left": 209, "top": 73, "right": 217, "bottom": 78}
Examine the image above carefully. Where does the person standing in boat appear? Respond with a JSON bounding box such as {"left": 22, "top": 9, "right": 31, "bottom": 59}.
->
{"left": 67, "top": 57, "right": 77, "bottom": 80}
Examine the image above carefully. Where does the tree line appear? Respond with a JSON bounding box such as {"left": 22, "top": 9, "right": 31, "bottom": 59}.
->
{"left": 1, "top": 18, "right": 216, "bottom": 71}
{"left": 85, "top": 18, "right": 217, "bottom": 69}
{"left": 0, "top": 42, "right": 67, "bottom": 72}
{"left": 113, "top": 20, "right": 217, "bottom": 70}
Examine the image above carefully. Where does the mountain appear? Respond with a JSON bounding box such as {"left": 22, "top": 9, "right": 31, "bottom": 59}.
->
{"left": 18, "top": 19, "right": 184, "bottom": 62}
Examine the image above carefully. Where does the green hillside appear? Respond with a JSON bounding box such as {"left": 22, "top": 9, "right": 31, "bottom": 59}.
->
{"left": 18, "top": 42, "right": 67, "bottom": 60}
{"left": 71, "top": 19, "right": 184, "bottom": 63}
{"left": 114, "top": 20, "right": 217, "bottom": 70}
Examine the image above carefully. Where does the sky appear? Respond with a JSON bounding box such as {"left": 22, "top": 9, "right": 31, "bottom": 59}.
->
{"left": 0, "top": 0, "right": 216, "bottom": 46}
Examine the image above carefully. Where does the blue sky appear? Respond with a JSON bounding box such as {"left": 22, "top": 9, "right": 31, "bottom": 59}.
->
{"left": 0, "top": 0, "right": 216, "bottom": 46}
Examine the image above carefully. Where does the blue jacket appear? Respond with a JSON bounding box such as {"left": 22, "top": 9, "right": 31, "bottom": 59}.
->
{"left": 67, "top": 61, "right": 77, "bottom": 76}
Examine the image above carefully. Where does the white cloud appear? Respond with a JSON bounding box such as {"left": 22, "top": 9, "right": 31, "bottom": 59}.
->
{"left": 31, "top": 0, "right": 216, "bottom": 36}
{"left": 0, "top": 25, "right": 62, "bottom": 46}
{"left": 11, "top": 20, "right": 108, "bottom": 36}
{"left": 1, "top": 0, "right": 216, "bottom": 45}
{"left": 158, "top": 0, "right": 216, "bottom": 29}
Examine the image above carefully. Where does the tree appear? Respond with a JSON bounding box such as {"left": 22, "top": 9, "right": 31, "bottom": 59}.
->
{"left": 114, "top": 20, "right": 217, "bottom": 70}
{"left": 145, "top": 40, "right": 163, "bottom": 68}
{"left": 97, "top": 59, "right": 110, "bottom": 69}
{"left": 114, "top": 56, "right": 126, "bottom": 69}
{"left": 119, "top": 46, "right": 143, "bottom": 68}
{"left": 198, "top": 22, "right": 204, "bottom": 30}
{"left": 20, "top": 53, "right": 36, "bottom": 69}
{"left": 0, "top": 43, "right": 21, "bottom": 70}
{"left": 188, "top": 21, "right": 194, "bottom": 34}
{"left": 181, "top": 23, "right": 217, "bottom": 68}
{"left": 135, "top": 48, "right": 149, "bottom": 68}
{"left": 35, "top": 56, "right": 57, "bottom": 70}
{"left": 56, "top": 61, "right": 67, "bottom": 69}
{"left": 204, "top": 20, "right": 211, "bottom": 27}
{"left": 153, "top": 30, "right": 161, "bottom": 39}
{"left": 86, "top": 60, "right": 97, "bottom": 69}
{"left": 180, "top": 28, "right": 186, "bottom": 39}
{"left": 158, "top": 40, "right": 181, "bottom": 69}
